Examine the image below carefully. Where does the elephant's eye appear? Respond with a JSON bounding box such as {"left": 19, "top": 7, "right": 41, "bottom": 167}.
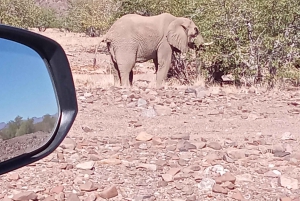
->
{"left": 194, "top": 27, "right": 199, "bottom": 35}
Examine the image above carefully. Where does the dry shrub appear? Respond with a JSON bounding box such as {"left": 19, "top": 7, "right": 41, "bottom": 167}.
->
{"left": 167, "top": 51, "right": 201, "bottom": 86}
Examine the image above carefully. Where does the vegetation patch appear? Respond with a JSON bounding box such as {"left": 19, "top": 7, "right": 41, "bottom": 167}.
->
{"left": 1, "top": 0, "right": 299, "bottom": 88}
{"left": 0, "top": 115, "right": 57, "bottom": 140}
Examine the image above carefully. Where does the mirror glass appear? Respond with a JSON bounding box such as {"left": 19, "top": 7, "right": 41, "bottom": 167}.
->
{"left": 0, "top": 38, "right": 59, "bottom": 162}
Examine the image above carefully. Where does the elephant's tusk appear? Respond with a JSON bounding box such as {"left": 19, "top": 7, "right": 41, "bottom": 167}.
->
{"left": 202, "top": 41, "right": 214, "bottom": 46}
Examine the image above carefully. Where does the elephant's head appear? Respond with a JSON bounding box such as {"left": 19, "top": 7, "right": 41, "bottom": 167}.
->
{"left": 166, "top": 17, "right": 205, "bottom": 53}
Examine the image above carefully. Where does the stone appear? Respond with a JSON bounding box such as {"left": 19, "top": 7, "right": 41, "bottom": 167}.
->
{"left": 212, "top": 184, "right": 228, "bottom": 194}
{"left": 189, "top": 165, "right": 201, "bottom": 171}
{"left": 194, "top": 142, "right": 206, "bottom": 149}
{"left": 66, "top": 193, "right": 80, "bottom": 201}
{"left": 231, "top": 190, "right": 245, "bottom": 200}
{"left": 157, "top": 181, "right": 168, "bottom": 187}
{"left": 226, "top": 148, "right": 246, "bottom": 159}
{"left": 235, "top": 174, "right": 253, "bottom": 182}
{"left": 207, "top": 142, "right": 222, "bottom": 150}
{"left": 162, "top": 174, "right": 173, "bottom": 182}
{"left": 136, "top": 163, "right": 157, "bottom": 171}
{"left": 51, "top": 185, "right": 64, "bottom": 194}
{"left": 223, "top": 154, "right": 235, "bottom": 163}
{"left": 264, "top": 170, "right": 281, "bottom": 178}
{"left": 152, "top": 137, "right": 163, "bottom": 145}
{"left": 136, "top": 132, "right": 153, "bottom": 141}
{"left": 278, "top": 175, "right": 299, "bottom": 190}
{"left": 44, "top": 196, "right": 56, "bottom": 201}
{"left": 137, "top": 98, "right": 147, "bottom": 107}
{"left": 197, "top": 178, "right": 215, "bottom": 191}
{"left": 12, "top": 191, "right": 37, "bottom": 201}
{"left": 171, "top": 134, "right": 190, "bottom": 140}
{"left": 222, "top": 172, "right": 236, "bottom": 183}
{"left": 99, "top": 158, "right": 122, "bottom": 165}
{"left": 57, "top": 152, "right": 65, "bottom": 160}
{"left": 167, "top": 168, "right": 181, "bottom": 176}
{"left": 166, "top": 144, "right": 177, "bottom": 151}
{"left": 186, "top": 195, "right": 197, "bottom": 201}
{"left": 274, "top": 151, "right": 290, "bottom": 157}
{"left": 80, "top": 181, "right": 98, "bottom": 191}
{"left": 55, "top": 192, "right": 65, "bottom": 201}
{"left": 141, "top": 108, "right": 157, "bottom": 117}
{"left": 177, "top": 141, "right": 197, "bottom": 151}
{"left": 156, "top": 159, "right": 167, "bottom": 166}
{"left": 60, "top": 137, "right": 77, "bottom": 150}
{"left": 99, "top": 185, "right": 118, "bottom": 199}
{"left": 178, "top": 159, "right": 188, "bottom": 166}
{"left": 221, "top": 181, "right": 235, "bottom": 189}
{"left": 76, "top": 161, "right": 95, "bottom": 170}
{"left": 281, "top": 132, "right": 295, "bottom": 140}
{"left": 205, "top": 153, "right": 222, "bottom": 162}
{"left": 84, "top": 193, "right": 97, "bottom": 201}
{"left": 3, "top": 197, "right": 13, "bottom": 201}
{"left": 154, "top": 105, "right": 172, "bottom": 116}
{"left": 8, "top": 173, "right": 20, "bottom": 181}
{"left": 273, "top": 144, "right": 286, "bottom": 153}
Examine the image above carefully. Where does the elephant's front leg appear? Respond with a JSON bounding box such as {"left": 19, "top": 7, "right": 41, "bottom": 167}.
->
{"left": 156, "top": 42, "right": 172, "bottom": 88}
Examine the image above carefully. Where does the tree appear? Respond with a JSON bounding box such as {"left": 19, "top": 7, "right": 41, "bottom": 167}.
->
{"left": 16, "top": 118, "right": 34, "bottom": 137}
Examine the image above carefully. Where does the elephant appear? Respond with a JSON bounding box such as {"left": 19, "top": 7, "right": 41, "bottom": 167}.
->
{"left": 96, "top": 13, "right": 211, "bottom": 87}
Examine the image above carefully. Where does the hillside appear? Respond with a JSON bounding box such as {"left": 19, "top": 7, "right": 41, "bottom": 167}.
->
{"left": 0, "top": 113, "right": 58, "bottom": 130}
{"left": 35, "top": 0, "right": 69, "bottom": 15}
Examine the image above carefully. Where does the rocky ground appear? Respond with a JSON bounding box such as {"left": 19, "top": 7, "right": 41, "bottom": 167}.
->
{"left": 0, "top": 28, "right": 299, "bottom": 201}
{"left": 0, "top": 131, "right": 52, "bottom": 163}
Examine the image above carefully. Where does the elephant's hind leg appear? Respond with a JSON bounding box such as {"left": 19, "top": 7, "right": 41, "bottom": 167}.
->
{"left": 129, "top": 70, "right": 133, "bottom": 86}
{"left": 116, "top": 57, "right": 136, "bottom": 87}
{"left": 153, "top": 57, "right": 158, "bottom": 74}
{"left": 111, "top": 59, "right": 121, "bottom": 86}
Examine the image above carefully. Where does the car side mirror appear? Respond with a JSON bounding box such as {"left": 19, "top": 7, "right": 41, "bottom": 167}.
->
{"left": 0, "top": 24, "right": 78, "bottom": 175}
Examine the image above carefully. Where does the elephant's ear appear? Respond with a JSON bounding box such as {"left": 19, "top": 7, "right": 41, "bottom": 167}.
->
{"left": 166, "top": 18, "right": 190, "bottom": 53}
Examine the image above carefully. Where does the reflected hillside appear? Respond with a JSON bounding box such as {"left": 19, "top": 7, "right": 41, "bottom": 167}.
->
{"left": 0, "top": 113, "right": 58, "bottom": 140}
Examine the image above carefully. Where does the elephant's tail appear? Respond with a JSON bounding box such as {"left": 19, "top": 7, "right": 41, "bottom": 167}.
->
{"left": 93, "top": 35, "right": 110, "bottom": 68}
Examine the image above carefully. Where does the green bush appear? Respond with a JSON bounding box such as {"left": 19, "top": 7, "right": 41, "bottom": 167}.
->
{"left": 36, "top": 7, "right": 60, "bottom": 29}
{"left": 0, "top": 0, "right": 61, "bottom": 29}
{"left": 0, "top": 0, "right": 40, "bottom": 29}
{"left": 64, "top": 0, "right": 118, "bottom": 33}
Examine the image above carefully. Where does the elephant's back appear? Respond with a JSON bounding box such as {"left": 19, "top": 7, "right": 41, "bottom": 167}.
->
{"left": 105, "top": 18, "right": 133, "bottom": 40}
{"left": 107, "top": 14, "right": 157, "bottom": 39}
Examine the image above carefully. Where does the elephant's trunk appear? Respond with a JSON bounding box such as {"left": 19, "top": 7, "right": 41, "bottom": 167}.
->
{"left": 188, "top": 34, "right": 205, "bottom": 50}
{"left": 194, "top": 34, "right": 205, "bottom": 45}
{"left": 193, "top": 34, "right": 214, "bottom": 49}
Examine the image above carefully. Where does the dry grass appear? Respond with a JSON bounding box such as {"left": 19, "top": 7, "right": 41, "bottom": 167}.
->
{"left": 70, "top": 66, "right": 280, "bottom": 98}
{"left": 71, "top": 71, "right": 266, "bottom": 95}
{"left": 72, "top": 74, "right": 114, "bottom": 89}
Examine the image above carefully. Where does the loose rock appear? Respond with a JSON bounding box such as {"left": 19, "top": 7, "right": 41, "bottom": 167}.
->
{"left": 12, "top": 191, "right": 37, "bottom": 201}
{"left": 99, "top": 185, "right": 118, "bottom": 199}
{"left": 76, "top": 161, "right": 95, "bottom": 170}
{"left": 136, "top": 131, "right": 153, "bottom": 141}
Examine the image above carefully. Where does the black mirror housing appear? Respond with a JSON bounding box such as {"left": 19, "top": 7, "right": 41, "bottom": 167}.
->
{"left": 0, "top": 24, "right": 78, "bottom": 175}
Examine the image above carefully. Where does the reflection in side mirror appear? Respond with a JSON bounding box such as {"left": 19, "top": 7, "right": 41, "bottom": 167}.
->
{"left": 0, "top": 38, "right": 59, "bottom": 162}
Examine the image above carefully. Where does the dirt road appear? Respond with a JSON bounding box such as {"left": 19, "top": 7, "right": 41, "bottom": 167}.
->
{"left": 0, "top": 28, "right": 299, "bottom": 201}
